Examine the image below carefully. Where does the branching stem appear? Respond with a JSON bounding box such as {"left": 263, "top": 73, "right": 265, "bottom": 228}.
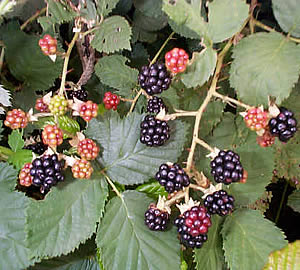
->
{"left": 194, "top": 137, "right": 215, "bottom": 153}
{"left": 213, "top": 92, "right": 252, "bottom": 110}
{"left": 165, "top": 190, "right": 186, "bottom": 207}
{"left": 20, "top": 7, "right": 47, "bottom": 30}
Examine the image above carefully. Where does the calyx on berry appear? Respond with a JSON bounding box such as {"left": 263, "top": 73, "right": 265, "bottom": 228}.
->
{"left": 165, "top": 48, "right": 189, "bottom": 74}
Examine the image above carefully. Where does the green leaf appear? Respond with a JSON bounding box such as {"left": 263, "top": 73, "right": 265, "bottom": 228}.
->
{"left": 0, "top": 21, "right": 63, "bottom": 90}
{"left": 38, "top": 0, "right": 77, "bottom": 29}
{"left": 272, "top": 0, "right": 300, "bottom": 38}
{"left": 136, "top": 180, "right": 168, "bottom": 198}
{"left": 180, "top": 47, "right": 217, "bottom": 88}
{"left": 94, "top": 55, "right": 138, "bottom": 98}
{"left": 194, "top": 215, "right": 226, "bottom": 270}
{"left": 7, "top": 149, "right": 33, "bottom": 170}
{"left": 96, "top": 0, "right": 119, "bottom": 17}
{"left": 133, "top": 9, "right": 167, "bottom": 32}
{"left": 168, "top": 19, "right": 200, "bottom": 39}
{"left": 96, "top": 190, "right": 181, "bottom": 270}
{"left": 85, "top": 112, "right": 188, "bottom": 185}
{"left": 8, "top": 129, "right": 25, "bottom": 152}
{"left": 26, "top": 172, "right": 108, "bottom": 259}
{"left": 230, "top": 32, "right": 300, "bottom": 106}
{"left": 222, "top": 209, "right": 287, "bottom": 270}
{"left": 0, "top": 162, "right": 35, "bottom": 269}
{"left": 207, "top": 0, "right": 249, "bottom": 43}
{"left": 133, "top": 0, "right": 165, "bottom": 19}
{"left": 229, "top": 134, "right": 275, "bottom": 206}
{"left": 91, "top": 16, "right": 132, "bottom": 54}
{"left": 80, "top": 0, "right": 97, "bottom": 21}
{"left": 288, "top": 190, "right": 300, "bottom": 213}
{"left": 58, "top": 116, "right": 80, "bottom": 135}
{"left": 131, "top": 24, "right": 157, "bottom": 43}
{"left": 162, "top": 0, "right": 209, "bottom": 41}
{"left": 263, "top": 240, "right": 300, "bottom": 270}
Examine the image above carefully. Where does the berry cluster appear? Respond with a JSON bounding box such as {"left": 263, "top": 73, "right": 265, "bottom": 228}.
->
{"left": 38, "top": 34, "right": 57, "bottom": 56}
{"left": 79, "top": 101, "right": 98, "bottom": 122}
{"left": 35, "top": 98, "right": 49, "bottom": 112}
{"left": 174, "top": 206, "right": 211, "bottom": 248}
{"left": 30, "top": 154, "right": 64, "bottom": 193}
{"left": 146, "top": 96, "right": 168, "bottom": 114}
{"left": 77, "top": 138, "right": 99, "bottom": 160}
{"left": 210, "top": 150, "right": 244, "bottom": 185}
{"left": 67, "top": 89, "right": 88, "bottom": 102}
{"left": 71, "top": 159, "right": 93, "bottom": 179}
{"left": 4, "top": 109, "right": 28, "bottom": 129}
{"left": 49, "top": 95, "right": 68, "bottom": 116}
{"left": 165, "top": 48, "right": 189, "bottom": 74}
{"left": 138, "top": 62, "right": 171, "bottom": 96}
{"left": 244, "top": 107, "right": 268, "bottom": 131}
{"left": 103, "top": 92, "right": 120, "bottom": 110}
{"left": 144, "top": 205, "right": 169, "bottom": 231}
{"left": 140, "top": 115, "right": 170, "bottom": 147}
{"left": 269, "top": 107, "right": 297, "bottom": 142}
{"left": 25, "top": 141, "right": 48, "bottom": 155}
{"left": 204, "top": 190, "right": 234, "bottom": 216}
{"left": 155, "top": 163, "right": 190, "bottom": 193}
{"left": 19, "top": 163, "right": 33, "bottom": 187}
{"left": 42, "top": 124, "right": 64, "bottom": 147}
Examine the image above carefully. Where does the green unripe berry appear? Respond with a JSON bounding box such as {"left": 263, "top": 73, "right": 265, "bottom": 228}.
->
{"left": 49, "top": 95, "right": 68, "bottom": 116}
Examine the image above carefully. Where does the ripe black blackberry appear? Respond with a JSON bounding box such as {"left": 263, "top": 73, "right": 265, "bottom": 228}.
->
{"left": 30, "top": 154, "right": 64, "bottom": 194}
{"left": 174, "top": 206, "right": 211, "bottom": 249}
{"left": 144, "top": 205, "right": 169, "bottom": 231}
{"left": 269, "top": 107, "right": 297, "bottom": 142}
{"left": 210, "top": 150, "right": 243, "bottom": 185}
{"left": 67, "top": 89, "right": 88, "bottom": 101}
{"left": 138, "top": 62, "right": 172, "bottom": 95}
{"left": 155, "top": 163, "right": 190, "bottom": 193}
{"left": 25, "top": 142, "right": 48, "bottom": 155}
{"left": 204, "top": 190, "right": 235, "bottom": 216}
{"left": 146, "top": 96, "right": 168, "bottom": 114}
{"left": 140, "top": 115, "right": 170, "bottom": 147}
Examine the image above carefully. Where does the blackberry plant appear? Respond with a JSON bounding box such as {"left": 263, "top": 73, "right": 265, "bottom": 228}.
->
{"left": 0, "top": 0, "right": 298, "bottom": 269}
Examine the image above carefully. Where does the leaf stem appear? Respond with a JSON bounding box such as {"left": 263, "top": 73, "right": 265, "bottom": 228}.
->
{"left": 59, "top": 32, "right": 80, "bottom": 96}
{"left": 213, "top": 92, "right": 252, "bottom": 110}
{"left": 20, "top": 7, "right": 47, "bottom": 30}
{"left": 194, "top": 137, "right": 215, "bottom": 153}
{"left": 104, "top": 173, "right": 122, "bottom": 198}
{"left": 275, "top": 181, "right": 289, "bottom": 224}
{"left": 150, "top": 32, "right": 175, "bottom": 66}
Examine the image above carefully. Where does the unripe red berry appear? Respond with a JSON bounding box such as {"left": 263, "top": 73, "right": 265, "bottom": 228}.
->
{"left": 19, "top": 163, "right": 33, "bottom": 187}
{"left": 77, "top": 138, "right": 99, "bottom": 160}
{"left": 244, "top": 107, "right": 269, "bottom": 131}
{"left": 72, "top": 159, "right": 93, "bottom": 179}
{"left": 4, "top": 109, "right": 28, "bottom": 129}
{"left": 79, "top": 101, "right": 98, "bottom": 122}
{"left": 35, "top": 98, "right": 49, "bottom": 112}
{"left": 103, "top": 92, "right": 120, "bottom": 110}
{"left": 165, "top": 48, "right": 189, "bottom": 74}
{"left": 42, "top": 124, "right": 63, "bottom": 147}
{"left": 256, "top": 130, "right": 275, "bottom": 148}
{"left": 38, "top": 34, "right": 57, "bottom": 56}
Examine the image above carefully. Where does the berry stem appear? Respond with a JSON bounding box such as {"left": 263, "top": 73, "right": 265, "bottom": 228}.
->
{"left": 129, "top": 89, "right": 144, "bottom": 113}
{"left": 186, "top": 16, "right": 250, "bottom": 173}
{"left": 189, "top": 183, "right": 206, "bottom": 192}
{"left": 104, "top": 173, "right": 122, "bottom": 198}
{"left": 194, "top": 137, "right": 215, "bottom": 153}
{"left": 149, "top": 32, "right": 175, "bottom": 66}
{"left": 252, "top": 18, "right": 300, "bottom": 44}
{"left": 165, "top": 190, "right": 186, "bottom": 207}
{"left": 168, "top": 111, "right": 198, "bottom": 118}
{"left": 213, "top": 92, "right": 252, "bottom": 110}
{"left": 20, "top": 7, "right": 46, "bottom": 30}
{"left": 59, "top": 32, "right": 80, "bottom": 96}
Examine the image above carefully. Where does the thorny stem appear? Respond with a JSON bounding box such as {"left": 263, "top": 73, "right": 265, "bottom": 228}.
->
{"left": 185, "top": 16, "right": 250, "bottom": 173}
{"left": 253, "top": 19, "right": 300, "bottom": 43}
{"left": 20, "top": 7, "right": 47, "bottom": 30}
{"left": 59, "top": 32, "right": 80, "bottom": 96}
{"left": 194, "top": 137, "right": 215, "bottom": 153}
{"left": 104, "top": 173, "right": 122, "bottom": 198}
{"left": 165, "top": 190, "right": 186, "bottom": 207}
{"left": 150, "top": 32, "right": 175, "bottom": 66}
{"left": 129, "top": 89, "right": 144, "bottom": 113}
{"left": 213, "top": 92, "right": 252, "bottom": 110}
